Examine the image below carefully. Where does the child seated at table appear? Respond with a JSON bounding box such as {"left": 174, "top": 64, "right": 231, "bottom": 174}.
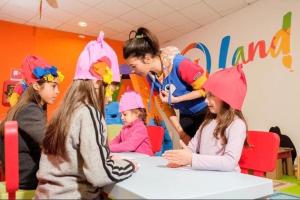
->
{"left": 109, "top": 90, "right": 153, "bottom": 156}
{"left": 163, "top": 65, "right": 248, "bottom": 172}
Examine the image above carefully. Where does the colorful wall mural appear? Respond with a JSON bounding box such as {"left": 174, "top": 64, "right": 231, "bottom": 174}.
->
{"left": 181, "top": 12, "right": 292, "bottom": 72}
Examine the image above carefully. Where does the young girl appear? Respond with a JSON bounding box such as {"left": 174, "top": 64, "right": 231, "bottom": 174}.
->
{"left": 123, "top": 27, "right": 208, "bottom": 144}
{"left": 0, "top": 55, "right": 63, "bottom": 189}
{"left": 163, "top": 65, "right": 247, "bottom": 172}
{"left": 35, "top": 32, "right": 137, "bottom": 199}
{"left": 109, "top": 90, "right": 153, "bottom": 156}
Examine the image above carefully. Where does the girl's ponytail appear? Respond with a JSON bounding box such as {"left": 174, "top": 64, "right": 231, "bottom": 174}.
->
{"left": 123, "top": 27, "right": 160, "bottom": 59}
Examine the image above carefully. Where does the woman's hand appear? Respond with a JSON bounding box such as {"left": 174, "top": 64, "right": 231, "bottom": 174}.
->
{"left": 159, "top": 90, "right": 179, "bottom": 104}
{"left": 163, "top": 140, "right": 192, "bottom": 167}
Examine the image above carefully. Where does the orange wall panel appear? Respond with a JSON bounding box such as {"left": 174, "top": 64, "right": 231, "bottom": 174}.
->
{"left": 0, "top": 20, "right": 125, "bottom": 120}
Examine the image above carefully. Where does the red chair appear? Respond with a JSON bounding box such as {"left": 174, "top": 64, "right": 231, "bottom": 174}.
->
{"left": 4, "top": 121, "right": 19, "bottom": 200}
{"left": 0, "top": 121, "right": 35, "bottom": 200}
{"left": 239, "top": 130, "right": 280, "bottom": 177}
{"left": 147, "top": 126, "right": 164, "bottom": 154}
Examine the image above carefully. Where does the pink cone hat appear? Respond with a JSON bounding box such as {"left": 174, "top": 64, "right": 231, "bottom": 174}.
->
{"left": 119, "top": 90, "right": 145, "bottom": 112}
{"left": 203, "top": 64, "right": 247, "bottom": 110}
{"left": 74, "top": 31, "right": 120, "bottom": 82}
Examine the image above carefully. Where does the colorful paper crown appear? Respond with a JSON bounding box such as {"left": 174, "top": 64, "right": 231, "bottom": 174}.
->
{"left": 8, "top": 55, "right": 64, "bottom": 106}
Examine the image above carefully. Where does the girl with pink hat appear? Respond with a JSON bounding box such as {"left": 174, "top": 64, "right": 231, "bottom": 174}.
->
{"left": 109, "top": 90, "right": 153, "bottom": 156}
{"left": 123, "top": 27, "right": 208, "bottom": 145}
{"left": 0, "top": 55, "right": 63, "bottom": 189}
{"left": 163, "top": 65, "right": 248, "bottom": 172}
{"left": 35, "top": 32, "right": 137, "bottom": 199}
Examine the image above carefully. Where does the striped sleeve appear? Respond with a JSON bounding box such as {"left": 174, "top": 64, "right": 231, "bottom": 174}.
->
{"left": 79, "top": 105, "right": 134, "bottom": 187}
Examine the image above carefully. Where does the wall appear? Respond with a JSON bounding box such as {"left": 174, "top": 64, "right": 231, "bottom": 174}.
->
{"left": 0, "top": 20, "right": 125, "bottom": 119}
{"left": 164, "top": 0, "right": 300, "bottom": 153}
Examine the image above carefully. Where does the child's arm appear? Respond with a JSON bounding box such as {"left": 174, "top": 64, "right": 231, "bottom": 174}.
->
{"left": 109, "top": 125, "right": 148, "bottom": 152}
{"left": 187, "top": 128, "right": 202, "bottom": 152}
{"left": 16, "top": 103, "right": 46, "bottom": 144}
{"left": 109, "top": 131, "right": 122, "bottom": 146}
{"left": 191, "top": 119, "right": 246, "bottom": 171}
{"left": 79, "top": 106, "right": 135, "bottom": 187}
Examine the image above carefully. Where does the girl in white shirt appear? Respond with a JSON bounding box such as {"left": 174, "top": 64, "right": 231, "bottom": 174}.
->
{"left": 163, "top": 64, "right": 248, "bottom": 172}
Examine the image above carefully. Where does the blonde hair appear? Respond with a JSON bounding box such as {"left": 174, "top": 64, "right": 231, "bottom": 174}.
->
{"left": 130, "top": 108, "right": 147, "bottom": 125}
{"left": 42, "top": 80, "right": 105, "bottom": 160}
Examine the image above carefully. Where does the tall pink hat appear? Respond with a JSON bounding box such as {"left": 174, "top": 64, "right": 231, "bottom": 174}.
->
{"left": 203, "top": 64, "right": 247, "bottom": 110}
{"left": 74, "top": 31, "right": 120, "bottom": 82}
{"left": 119, "top": 90, "right": 145, "bottom": 112}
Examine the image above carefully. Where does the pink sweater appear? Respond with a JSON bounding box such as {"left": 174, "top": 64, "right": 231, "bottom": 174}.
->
{"left": 188, "top": 117, "right": 246, "bottom": 172}
{"left": 109, "top": 119, "right": 153, "bottom": 156}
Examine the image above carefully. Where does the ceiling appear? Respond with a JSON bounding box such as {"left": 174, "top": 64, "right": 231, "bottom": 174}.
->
{"left": 0, "top": 0, "right": 259, "bottom": 43}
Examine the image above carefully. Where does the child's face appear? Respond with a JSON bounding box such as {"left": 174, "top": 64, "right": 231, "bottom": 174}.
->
{"left": 126, "top": 56, "right": 151, "bottom": 76}
{"left": 36, "top": 79, "right": 60, "bottom": 105}
{"left": 121, "top": 110, "right": 139, "bottom": 125}
{"left": 205, "top": 92, "right": 223, "bottom": 114}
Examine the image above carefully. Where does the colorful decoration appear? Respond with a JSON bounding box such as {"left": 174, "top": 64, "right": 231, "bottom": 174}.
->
{"left": 182, "top": 11, "right": 293, "bottom": 72}
{"left": 32, "top": 66, "right": 64, "bottom": 82}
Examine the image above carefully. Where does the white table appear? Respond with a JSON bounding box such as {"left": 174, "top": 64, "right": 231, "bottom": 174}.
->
{"left": 103, "top": 153, "right": 273, "bottom": 199}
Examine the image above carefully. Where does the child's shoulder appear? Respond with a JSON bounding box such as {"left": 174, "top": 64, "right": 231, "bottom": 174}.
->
{"left": 74, "top": 104, "right": 100, "bottom": 118}
{"left": 19, "top": 102, "right": 44, "bottom": 115}
{"left": 229, "top": 117, "right": 246, "bottom": 130}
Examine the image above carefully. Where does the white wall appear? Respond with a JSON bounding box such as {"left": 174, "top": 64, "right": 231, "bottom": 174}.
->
{"left": 164, "top": 0, "right": 300, "bottom": 153}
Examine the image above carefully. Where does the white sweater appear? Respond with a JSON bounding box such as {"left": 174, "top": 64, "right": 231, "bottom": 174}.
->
{"left": 188, "top": 117, "right": 246, "bottom": 172}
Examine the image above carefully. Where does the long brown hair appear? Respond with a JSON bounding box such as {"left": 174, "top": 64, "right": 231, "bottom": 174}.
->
{"left": 123, "top": 27, "right": 160, "bottom": 59}
{"left": 0, "top": 80, "right": 46, "bottom": 137}
{"left": 200, "top": 102, "right": 248, "bottom": 146}
{"left": 43, "top": 80, "right": 105, "bottom": 160}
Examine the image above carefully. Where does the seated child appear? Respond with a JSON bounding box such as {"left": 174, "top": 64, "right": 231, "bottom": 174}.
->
{"left": 35, "top": 32, "right": 137, "bottom": 199}
{"left": 0, "top": 55, "right": 63, "bottom": 189}
{"left": 109, "top": 90, "right": 153, "bottom": 156}
{"left": 163, "top": 65, "right": 247, "bottom": 172}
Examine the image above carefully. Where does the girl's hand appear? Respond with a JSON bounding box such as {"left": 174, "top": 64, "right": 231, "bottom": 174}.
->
{"left": 163, "top": 140, "right": 192, "bottom": 166}
{"left": 166, "top": 162, "right": 184, "bottom": 168}
{"left": 110, "top": 154, "right": 122, "bottom": 160}
{"left": 159, "top": 90, "right": 179, "bottom": 104}
{"left": 130, "top": 160, "right": 140, "bottom": 172}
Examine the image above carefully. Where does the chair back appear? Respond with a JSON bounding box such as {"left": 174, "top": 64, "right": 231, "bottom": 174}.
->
{"left": 239, "top": 130, "right": 280, "bottom": 177}
{"left": 147, "top": 126, "right": 164, "bottom": 154}
{"left": 4, "top": 121, "right": 19, "bottom": 200}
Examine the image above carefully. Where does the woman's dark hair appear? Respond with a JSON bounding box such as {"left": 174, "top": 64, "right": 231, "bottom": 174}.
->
{"left": 123, "top": 27, "right": 160, "bottom": 59}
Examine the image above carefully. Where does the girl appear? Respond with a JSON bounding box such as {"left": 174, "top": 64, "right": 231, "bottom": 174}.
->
{"left": 163, "top": 65, "right": 247, "bottom": 172}
{"left": 0, "top": 55, "right": 63, "bottom": 189}
{"left": 123, "top": 27, "right": 208, "bottom": 144}
{"left": 109, "top": 90, "right": 153, "bottom": 156}
{"left": 35, "top": 32, "right": 137, "bottom": 199}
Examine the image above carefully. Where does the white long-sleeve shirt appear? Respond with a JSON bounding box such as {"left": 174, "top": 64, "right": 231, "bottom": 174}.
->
{"left": 188, "top": 117, "right": 246, "bottom": 172}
